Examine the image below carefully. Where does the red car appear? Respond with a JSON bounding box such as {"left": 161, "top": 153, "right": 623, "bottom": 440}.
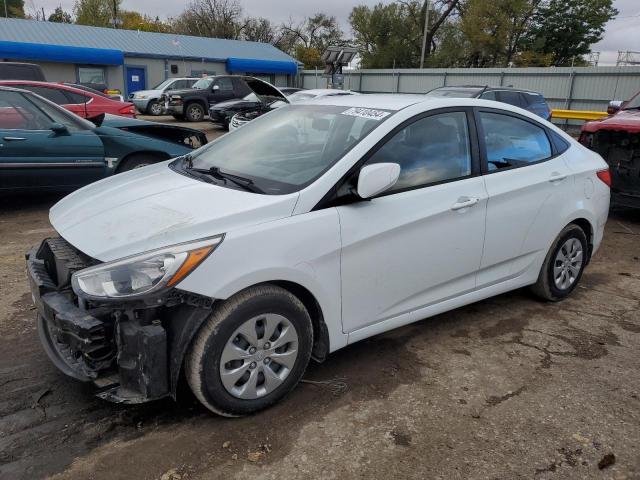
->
{"left": 0, "top": 80, "right": 136, "bottom": 120}
{"left": 580, "top": 91, "right": 640, "bottom": 208}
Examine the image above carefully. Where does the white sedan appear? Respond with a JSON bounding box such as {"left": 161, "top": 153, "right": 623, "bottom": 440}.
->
{"left": 30, "top": 94, "right": 610, "bottom": 416}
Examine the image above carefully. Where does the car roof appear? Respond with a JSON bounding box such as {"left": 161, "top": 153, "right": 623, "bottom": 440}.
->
{"left": 296, "top": 93, "right": 428, "bottom": 110}
{"left": 0, "top": 79, "right": 96, "bottom": 95}
{"left": 431, "top": 85, "right": 542, "bottom": 95}
{"left": 298, "top": 89, "right": 357, "bottom": 95}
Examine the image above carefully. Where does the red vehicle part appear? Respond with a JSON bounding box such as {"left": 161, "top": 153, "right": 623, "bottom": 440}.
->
{"left": 0, "top": 80, "right": 136, "bottom": 120}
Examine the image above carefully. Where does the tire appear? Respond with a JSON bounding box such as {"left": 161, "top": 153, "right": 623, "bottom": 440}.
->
{"left": 146, "top": 100, "right": 163, "bottom": 116}
{"left": 531, "top": 224, "right": 588, "bottom": 301}
{"left": 117, "top": 154, "right": 157, "bottom": 172}
{"left": 185, "top": 102, "right": 205, "bottom": 122}
{"left": 186, "top": 285, "right": 313, "bottom": 416}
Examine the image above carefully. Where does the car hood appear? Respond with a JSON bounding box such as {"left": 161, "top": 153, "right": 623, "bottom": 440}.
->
{"left": 582, "top": 109, "right": 640, "bottom": 133}
{"left": 132, "top": 89, "right": 159, "bottom": 97}
{"left": 49, "top": 161, "right": 299, "bottom": 262}
{"left": 164, "top": 88, "right": 199, "bottom": 97}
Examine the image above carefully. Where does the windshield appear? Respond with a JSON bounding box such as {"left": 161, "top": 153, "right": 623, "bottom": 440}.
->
{"left": 623, "top": 92, "right": 640, "bottom": 110}
{"left": 193, "top": 78, "right": 213, "bottom": 90}
{"left": 188, "top": 105, "right": 391, "bottom": 194}
{"left": 426, "top": 88, "right": 481, "bottom": 98}
{"left": 153, "top": 79, "right": 174, "bottom": 90}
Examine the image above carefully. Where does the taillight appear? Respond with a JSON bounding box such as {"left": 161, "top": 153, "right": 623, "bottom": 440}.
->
{"left": 119, "top": 105, "right": 136, "bottom": 115}
{"left": 596, "top": 169, "right": 611, "bottom": 187}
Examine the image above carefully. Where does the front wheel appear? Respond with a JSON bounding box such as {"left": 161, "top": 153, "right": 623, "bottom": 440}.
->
{"left": 146, "top": 100, "right": 163, "bottom": 116}
{"left": 186, "top": 285, "right": 313, "bottom": 416}
{"left": 185, "top": 103, "right": 205, "bottom": 122}
{"left": 531, "top": 224, "right": 588, "bottom": 301}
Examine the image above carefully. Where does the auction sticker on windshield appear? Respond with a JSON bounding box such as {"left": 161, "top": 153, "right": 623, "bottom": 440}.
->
{"left": 341, "top": 107, "right": 391, "bottom": 120}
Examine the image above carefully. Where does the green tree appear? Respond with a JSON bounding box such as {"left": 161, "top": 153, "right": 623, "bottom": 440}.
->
{"left": 74, "top": 0, "right": 119, "bottom": 27}
{"left": 48, "top": 5, "right": 73, "bottom": 23}
{"left": 349, "top": 1, "right": 460, "bottom": 69}
{"left": 120, "top": 10, "right": 170, "bottom": 32}
{"left": 279, "top": 13, "right": 345, "bottom": 67}
{"left": 1, "top": 0, "right": 25, "bottom": 18}
{"left": 518, "top": 0, "right": 618, "bottom": 66}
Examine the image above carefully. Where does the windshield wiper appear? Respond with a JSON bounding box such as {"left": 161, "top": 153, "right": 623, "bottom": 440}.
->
{"left": 187, "top": 165, "right": 264, "bottom": 194}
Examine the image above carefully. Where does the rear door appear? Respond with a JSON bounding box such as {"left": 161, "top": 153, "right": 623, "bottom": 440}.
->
{"left": 476, "top": 108, "right": 572, "bottom": 287}
{"left": 0, "top": 90, "right": 105, "bottom": 191}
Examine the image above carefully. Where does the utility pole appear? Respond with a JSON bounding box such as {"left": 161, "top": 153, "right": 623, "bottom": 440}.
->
{"left": 112, "top": 0, "right": 118, "bottom": 28}
{"left": 4, "top": 0, "right": 8, "bottom": 18}
{"left": 420, "top": 0, "right": 430, "bottom": 69}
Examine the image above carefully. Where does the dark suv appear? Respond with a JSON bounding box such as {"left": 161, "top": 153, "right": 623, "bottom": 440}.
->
{"left": 426, "top": 86, "right": 552, "bottom": 120}
{"left": 161, "top": 75, "right": 252, "bottom": 122}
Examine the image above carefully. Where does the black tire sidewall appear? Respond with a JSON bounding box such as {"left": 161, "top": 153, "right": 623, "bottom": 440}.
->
{"left": 118, "top": 155, "right": 153, "bottom": 172}
{"left": 545, "top": 226, "right": 588, "bottom": 299}
{"left": 197, "top": 292, "right": 312, "bottom": 415}
{"left": 186, "top": 103, "right": 204, "bottom": 122}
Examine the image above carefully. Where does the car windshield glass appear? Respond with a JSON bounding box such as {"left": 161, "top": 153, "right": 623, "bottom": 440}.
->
{"left": 426, "top": 88, "right": 481, "bottom": 98}
{"left": 623, "top": 93, "right": 640, "bottom": 110}
{"left": 188, "top": 105, "right": 391, "bottom": 194}
{"left": 153, "top": 79, "right": 174, "bottom": 90}
{"left": 193, "top": 78, "right": 213, "bottom": 89}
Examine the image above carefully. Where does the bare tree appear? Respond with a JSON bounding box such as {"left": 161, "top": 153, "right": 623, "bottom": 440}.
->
{"left": 170, "top": 0, "right": 243, "bottom": 39}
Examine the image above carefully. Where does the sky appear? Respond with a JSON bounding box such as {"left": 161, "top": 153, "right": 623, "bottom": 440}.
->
{"left": 26, "top": 0, "right": 640, "bottom": 66}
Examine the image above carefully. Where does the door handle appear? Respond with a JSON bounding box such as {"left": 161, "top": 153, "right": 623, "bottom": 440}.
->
{"left": 451, "top": 196, "right": 479, "bottom": 211}
{"left": 3, "top": 136, "right": 26, "bottom": 141}
{"left": 549, "top": 172, "right": 567, "bottom": 183}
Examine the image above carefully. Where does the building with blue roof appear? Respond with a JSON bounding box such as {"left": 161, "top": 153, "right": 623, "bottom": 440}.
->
{"left": 0, "top": 18, "right": 299, "bottom": 96}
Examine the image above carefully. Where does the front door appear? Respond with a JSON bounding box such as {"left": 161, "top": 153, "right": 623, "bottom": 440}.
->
{"left": 0, "top": 89, "right": 105, "bottom": 191}
{"left": 208, "top": 77, "right": 236, "bottom": 105}
{"left": 126, "top": 67, "right": 146, "bottom": 96}
{"left": 338, "top": 110, "right": 487, "bottom": 333}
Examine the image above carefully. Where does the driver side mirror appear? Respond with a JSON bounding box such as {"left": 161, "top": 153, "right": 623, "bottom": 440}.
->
{"left": 212, "top": 84, "right": 220, "bottom": 91}
{"left": 50, "top": 123, "right": 69, "bottom": 135}
{"left": 607, "top": 100, "right": 624, "bottom": 115}
{"left": 357, "top": 163, "right": 401, "bottom": 199}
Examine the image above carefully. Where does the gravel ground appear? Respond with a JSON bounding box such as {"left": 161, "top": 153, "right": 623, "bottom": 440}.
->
{"left": 0, "top": 149, "right": 639, "bottom": 479}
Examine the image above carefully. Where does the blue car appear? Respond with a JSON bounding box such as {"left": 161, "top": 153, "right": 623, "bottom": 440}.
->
{"left": 426, "top": 86, "right": 552, "bottom": 120}
{"left": 0, "top": 85, "right": 207, "bottom": 193}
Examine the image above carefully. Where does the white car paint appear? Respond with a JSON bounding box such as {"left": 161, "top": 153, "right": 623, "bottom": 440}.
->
{"left": 50, "top": 94, "right": 610, "bottom": 356}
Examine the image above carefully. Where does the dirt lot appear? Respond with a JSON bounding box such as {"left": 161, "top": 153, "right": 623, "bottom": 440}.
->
{"left": 1, "top": 186, "right": 639, "bottom": 479}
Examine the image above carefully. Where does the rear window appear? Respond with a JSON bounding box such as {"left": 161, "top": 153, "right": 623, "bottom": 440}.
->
{"left": 522, "top": 92, "right": 545, "bottom": 105}
{"left": 496, "top": 91, "right": 525, "bottom": 107}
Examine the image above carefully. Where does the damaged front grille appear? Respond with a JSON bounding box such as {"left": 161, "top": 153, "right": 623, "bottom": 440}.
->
{"left": 36, "top": 237, "right": 97, "bottom": 289}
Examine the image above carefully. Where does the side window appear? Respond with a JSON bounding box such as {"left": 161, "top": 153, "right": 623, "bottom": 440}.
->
{"left": 215, "top": 78, "right": 234, "bottom": 91}
{"left": 496, "top": 90, "right": 524, "bottom": 107}
{"left": 479, "top": 90, "right": 497, "bottom": 101}
{"left": 63, "top": 90, "right": 90, "bottom": 104}
{"left": 366, "top": 112, "right": 472, "bottom": 193}
{"left": 27, "top": 95, "right": 86, "bottom": 132}
{"left": 0, "top": 91, "right": 55, "bottom": 130}
{"left": 78, "top": 67, "right": 106, "bottom": 85}
{"left": 17, "top": 85, "right": 70, "bottom": 105}
{"left": 479, "top": 112, "right": 552, "bottom": 170}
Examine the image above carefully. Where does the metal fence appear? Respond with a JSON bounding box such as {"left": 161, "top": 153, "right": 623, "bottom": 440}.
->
{"left": 299, "top": 66, "right": 640, "bottom": 113}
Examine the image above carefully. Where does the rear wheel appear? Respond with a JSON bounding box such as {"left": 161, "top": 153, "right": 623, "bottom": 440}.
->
{"left": 185, "top": 103, "right": 205, "bottom": 122}
{"left": 531, "top": 224, "right": 588, "bottom": 301}
{"left": 146, "top": 100, "right": 162, "bottom": 116}
{"left": 186, "top": 285, "right": 313, "bottom": 416}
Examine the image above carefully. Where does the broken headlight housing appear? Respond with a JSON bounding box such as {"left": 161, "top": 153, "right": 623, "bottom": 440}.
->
{"left": 71, "top": 235, "right": 223, "bottom": 300}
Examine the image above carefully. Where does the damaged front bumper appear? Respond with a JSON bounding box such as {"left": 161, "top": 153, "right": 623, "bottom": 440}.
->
{"left": 27, "top": 237, "right": 212, "bottom": 404}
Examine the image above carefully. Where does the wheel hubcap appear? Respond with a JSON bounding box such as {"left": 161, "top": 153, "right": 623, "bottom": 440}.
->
{"left": 150, "top": 103, "right": 162, "bottom": 115}
{"left": 553, "top": 237, "right": 583, "bottom": 290}
{"left": 189, "top": 106, "right": 202, "bottom": 120}
{"left": 219, "top": 313, "right": 299, "bottom": 399}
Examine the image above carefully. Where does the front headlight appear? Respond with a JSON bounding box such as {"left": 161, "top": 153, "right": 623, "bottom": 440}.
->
{"left": 136, "top": 94, "right": 148, "bottom": 99}
{"left": 71, "top": 235, "right": 223, "bottom": 300}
